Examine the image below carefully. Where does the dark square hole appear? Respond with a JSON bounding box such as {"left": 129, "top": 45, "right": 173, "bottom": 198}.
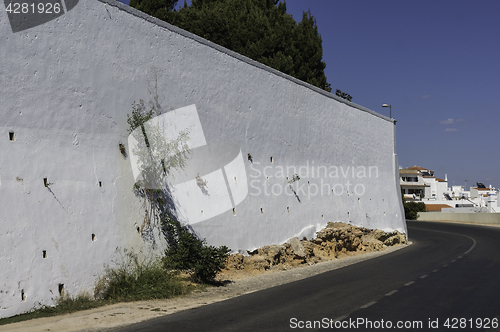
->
{"left": 9, "top": 132, "right": 14, "bottom": 141}
{"left": 119, "top": 143, "right": 127, "bottom": 157}
{"left": 58, "top": 283, "right": 64, "bottom": 296}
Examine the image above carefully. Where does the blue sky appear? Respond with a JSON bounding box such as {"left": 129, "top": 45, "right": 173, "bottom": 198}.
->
{"left": 117, "top": 0, "right": 500, "bottom": 189}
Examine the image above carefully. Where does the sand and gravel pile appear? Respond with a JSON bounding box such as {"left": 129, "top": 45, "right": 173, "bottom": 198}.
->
{"left": 220, "top": 222, "right": 406, "bottom": 280}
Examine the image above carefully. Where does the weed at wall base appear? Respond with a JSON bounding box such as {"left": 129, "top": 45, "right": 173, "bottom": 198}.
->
{"left": 95, "top": 257, "right": 194, "bottom": 302}
{"left": 0, "top": 255, "right": 202, "bottom": 326}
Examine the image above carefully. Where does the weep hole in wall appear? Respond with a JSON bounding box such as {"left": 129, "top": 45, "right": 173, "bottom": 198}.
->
{"left": 119, "top": 143, "right": 127, "bottom": 157}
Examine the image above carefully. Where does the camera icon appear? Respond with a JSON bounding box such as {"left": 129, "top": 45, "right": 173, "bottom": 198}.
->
{"left": 128, "top": 105, "right": 248, "bottom": 224}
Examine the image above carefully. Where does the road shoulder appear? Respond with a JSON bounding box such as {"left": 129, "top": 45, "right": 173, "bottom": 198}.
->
{"left": 1, "top": 243, "right": 411, "bottom": 332}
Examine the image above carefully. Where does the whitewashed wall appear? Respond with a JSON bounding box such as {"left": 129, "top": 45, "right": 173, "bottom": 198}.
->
{"left": 0, "top": 0, "right": 405, "bottom": 318}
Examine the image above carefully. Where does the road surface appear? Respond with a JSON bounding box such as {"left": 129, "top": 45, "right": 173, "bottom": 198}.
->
{"left": 114, "top": 221, "right": 500, "bottom": 331}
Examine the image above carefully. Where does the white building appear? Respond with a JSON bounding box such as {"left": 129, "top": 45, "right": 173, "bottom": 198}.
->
{"left": 400, "top": 166, "right": 499, "bottom": 212}
{"left": 400, "top": 168, "right": 427, "bottom": 199}
{"left": 451, "top": 185, "right": 469, "bottom": 199}
{"left": 400, "top": 166, "right": 449, "bottom": 201}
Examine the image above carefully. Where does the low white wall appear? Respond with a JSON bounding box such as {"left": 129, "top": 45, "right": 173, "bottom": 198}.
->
{"left": 418, "top": 212, "right": 500, "bottom": 224}
{"left": 0, "top": 0, "right": 405, "bottom": 318}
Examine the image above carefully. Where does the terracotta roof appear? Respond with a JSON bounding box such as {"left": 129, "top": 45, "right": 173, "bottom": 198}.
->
{"left": 406, "top": 165, "right": 432, "bottom": 171}
{"left": 473, "top": 187, "right": 490, "bottom": 190}
{"left": 399, "top": 169, "right": 420, "bottom": 174}
{"left": 436, "top": 178, "right": 447, "bottom": 182}
{"left": 425, "top": 204, "right": 452, "bottom": 211}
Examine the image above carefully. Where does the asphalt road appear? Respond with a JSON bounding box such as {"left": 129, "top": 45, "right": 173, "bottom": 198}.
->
{"left": 114, "top": 221, "right": 500, "bottom": 331}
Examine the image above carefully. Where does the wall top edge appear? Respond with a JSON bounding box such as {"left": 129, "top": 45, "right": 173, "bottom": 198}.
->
{"left": 100, "top": 0, "right": 395, "bottom": 124}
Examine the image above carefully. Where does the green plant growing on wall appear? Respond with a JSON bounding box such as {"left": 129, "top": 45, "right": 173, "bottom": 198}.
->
{"left": 128, "top": 100, "right": 191, "bottom": 190}
{"left": 127, "top": 67, "right": 191, "bottom": 237}
{"left": 195, "top": 173, "right": 208, "bottom": 188}
{"left": 128, "top": 67, "right": 230, "bottom": 284}
{"left": 288, "top": 173, "right": 300, "bottom": 184}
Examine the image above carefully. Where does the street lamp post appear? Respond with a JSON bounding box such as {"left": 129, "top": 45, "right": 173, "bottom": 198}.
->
{"left": 382, "top": 104, "right": 392, "bottom": 118}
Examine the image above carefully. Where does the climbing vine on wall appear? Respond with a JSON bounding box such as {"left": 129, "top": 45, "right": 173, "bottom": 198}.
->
{"left": 127, "top": 67, "right": 229, "bottom": 283}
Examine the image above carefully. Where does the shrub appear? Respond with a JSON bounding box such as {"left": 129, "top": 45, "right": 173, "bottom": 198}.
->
{"left": 404, "top": 201, "right": 426, "bottom": 220}
{"left": 163, "top": 226, "right": 230, "bottom": 284}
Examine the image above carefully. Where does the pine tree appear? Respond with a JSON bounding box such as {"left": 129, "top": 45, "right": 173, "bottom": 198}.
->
{"left": 129, "top": 0, "right": 179, "bottom": 22}
{"left": 130, "top": 0, "right": 332, "bottom": 92}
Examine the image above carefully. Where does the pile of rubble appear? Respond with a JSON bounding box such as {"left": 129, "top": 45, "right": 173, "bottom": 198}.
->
{"left": 223, "top": 222, "right": 406, "bottom": 273}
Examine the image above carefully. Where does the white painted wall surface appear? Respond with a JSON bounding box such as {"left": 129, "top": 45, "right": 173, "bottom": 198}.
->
{"left": 0, "top": 0, "right": 405, "bottom": 318}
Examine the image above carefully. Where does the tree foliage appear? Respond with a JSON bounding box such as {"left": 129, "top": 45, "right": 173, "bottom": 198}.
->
{"left": 130, "top": 0, "right": 331, "bottom": 92}
{"left": 129, "top": 0, "right": 179, "bottom": 22}
{"left": 404, "top": 201, "right": 426, "bottom": 220}
{"left": 335, "top": 89, "right": 352, "bottom": 102}
{"left": 401, "top": 193, "right": 426, "bottom": 220}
